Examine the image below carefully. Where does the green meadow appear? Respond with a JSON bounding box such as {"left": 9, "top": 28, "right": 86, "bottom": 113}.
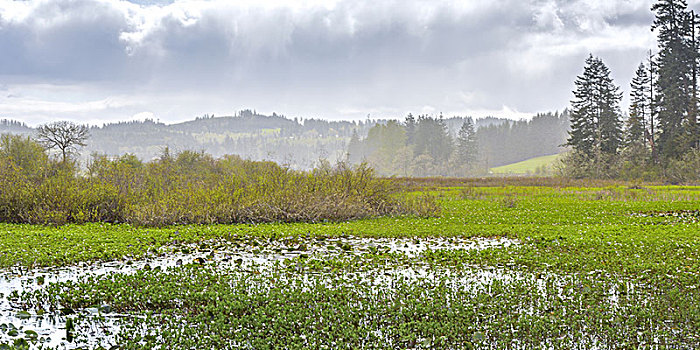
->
{"left": 0, "top": 181, "right": 698, "bottom": 348}
{"left": 490, "top": 154, "right": 561, "bottom": 175}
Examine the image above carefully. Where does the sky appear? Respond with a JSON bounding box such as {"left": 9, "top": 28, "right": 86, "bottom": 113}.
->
{"left": 0, "top": 0, "right": 694, "bottom": 126}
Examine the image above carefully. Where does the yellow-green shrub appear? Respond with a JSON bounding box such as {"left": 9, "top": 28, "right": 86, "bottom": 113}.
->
{"left": 1, "top": 146, "right": 430, "bottom": 226}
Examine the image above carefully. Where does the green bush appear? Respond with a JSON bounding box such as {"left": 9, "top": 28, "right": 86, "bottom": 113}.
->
{"left": 665, "top": 150, "right": 700, "bottom": 184}
{"left": 0, "top": 134, "right": 50, "bottom": 178}
{"left": 0, "top": 144, "right": 431, "bottom": 225}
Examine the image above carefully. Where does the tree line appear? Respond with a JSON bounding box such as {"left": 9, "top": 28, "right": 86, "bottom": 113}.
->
{"left": 564, "top": 0, "right": 700, "bottom": 182}
{"left": 347, "top": 116, "right": 478, "bottom": 177}
{"left": 346, "top": 112, "right": 570, "bottom": 177}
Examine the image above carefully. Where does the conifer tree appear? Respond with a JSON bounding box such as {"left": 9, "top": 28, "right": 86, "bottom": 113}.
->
{"left": 651, "top": 0, "right": 699, "bottom": 158}
{"left": 627, "top": 63, "right": 651, "bottom": 148}
{"left": 413, "top": 115, "right": 453, "bottom": 162}
{"left": 405, "top": 113, "right": 416, "bottom": 144}
{"left": 567, "top": 55, "right": 623, "bottom": 157}
{"left": 568, "top": 55, "right": 598, "bottom": 157}
{"left": 346, "top": 129, "right": 363, "bottom": 164}
{"left": 597, "top": 61, "right": 624, "bottom": 154}
{"left": 456, "top": 117, "right": 478, "bottom": 167}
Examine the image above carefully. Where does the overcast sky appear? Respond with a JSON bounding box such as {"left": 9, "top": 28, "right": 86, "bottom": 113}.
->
{"left": 0, "top": 0, "right": 695, "bottom": 126}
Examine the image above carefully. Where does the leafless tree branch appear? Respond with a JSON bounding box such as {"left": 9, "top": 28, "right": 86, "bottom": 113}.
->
{"left": 37, "top": 121, "right": 90, "bottom": 163}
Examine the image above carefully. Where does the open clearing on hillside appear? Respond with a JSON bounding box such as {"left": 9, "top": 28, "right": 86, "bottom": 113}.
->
{"left": 490, "top": 154, "right": 561, "bottom": 175}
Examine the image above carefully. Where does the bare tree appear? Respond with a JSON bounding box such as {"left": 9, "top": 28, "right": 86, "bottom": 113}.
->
{"left": 37, "top": 121, "right": 89, "bottom": 163}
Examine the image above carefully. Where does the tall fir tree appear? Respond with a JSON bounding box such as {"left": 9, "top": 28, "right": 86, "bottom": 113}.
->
{"left": 456, "top": 117, "right": 478, "bottom": 167}
{"left": 413, "top": 115, "right": 453, "bottom": 162}
{"left": 627, "top": 62, "right": 651, "bottom": 148}
{"left": 405, "top": 113, "right": 416, "bottom": 144}
{"left": 568, "top": 55, "right": 598, "bottom": 157}
{"left": 651, "top": 0, "right": 699, "bottom": 158}
{"left": 597, "top": 60, "right": 624, "bottom": 154}
{"left": 567, "top": 55, "right": 623, "bottom": 157}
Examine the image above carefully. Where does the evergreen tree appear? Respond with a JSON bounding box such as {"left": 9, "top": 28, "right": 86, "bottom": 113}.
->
{"left": 567, "top": 55, "right": 623, "bottom": 157}
{"left": 651, "top": 0, "right": 699, "bottom": 158}
{"left": 625, "top": 111, "right": 647, "bottom": 151}
{"left": 346, "top": 129, "right": 363, "bottom": 164}
{"left": 596, "top": 60, "right": 624, "bottom": 154}
{"left": 568, "top": 55, "right": 598, "bottom": 157}
{"left": 624, "top": 65, "right": 651, "bottom": 166}
{"left": 456, "top": 117, "right": 478, "bottom": 166}
{"left": 628, "top": 62, "right": 651, "bottom": 148}
{"left": 413, "top": 115, "right": 453, "bottom": 162}
{"left": 405, "top": 113, "right": 416, "bottom": 144}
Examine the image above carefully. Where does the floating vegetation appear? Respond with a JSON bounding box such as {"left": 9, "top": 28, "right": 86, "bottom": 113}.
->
{"left": 11, "top": 256, "right": 700, "bottom": 349}
{"left": 0, "top": 237, "right": 515, "bottom": 348}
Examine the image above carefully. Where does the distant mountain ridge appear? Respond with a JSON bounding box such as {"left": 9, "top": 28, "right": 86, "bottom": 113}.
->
{"left": 0, "top": 110, "right": 568, "bottom": 171}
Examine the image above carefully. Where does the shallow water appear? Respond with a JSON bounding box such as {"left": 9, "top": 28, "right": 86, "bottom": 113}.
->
{"left": 0, "top": 236, "right": 518, "bottom": 349}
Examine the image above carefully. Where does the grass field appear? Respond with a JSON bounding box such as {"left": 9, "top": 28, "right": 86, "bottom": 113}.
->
{"left": 0, "top": 181, "right": 698, "bottom": 348}
{"left": 490, "top": 154, "right": 561, "bottom": 175}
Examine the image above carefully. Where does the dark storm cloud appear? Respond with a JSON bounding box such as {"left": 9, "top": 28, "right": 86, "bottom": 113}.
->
{"left": 0, "top": 0, "right": 133, "bottom": 82}
{"left": 0, "top": 0, "right": 665, "bottom": 123}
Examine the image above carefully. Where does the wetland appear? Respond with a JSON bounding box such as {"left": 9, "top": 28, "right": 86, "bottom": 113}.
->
{"left": 0, "top": 182, "right": 698, "bottom": 349}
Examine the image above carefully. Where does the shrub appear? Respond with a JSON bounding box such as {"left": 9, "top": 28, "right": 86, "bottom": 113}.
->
{"left": 0, "top": 149, "right": 434, "bottom": 226}
{"left": 665, "top": 150, "right": 700, "bottom": 184}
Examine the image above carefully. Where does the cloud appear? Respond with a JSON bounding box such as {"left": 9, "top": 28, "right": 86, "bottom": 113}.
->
{"left": 0, "top": 0, "right": 667, "bottom": 124}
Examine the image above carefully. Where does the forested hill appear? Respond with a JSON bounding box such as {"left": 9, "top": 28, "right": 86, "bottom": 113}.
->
{"left": 0, "top": 109, "right": 569, "bottom": 173}
{"left": 87, "top": 110, "right": 375, "bottom": 169}
{"left": 168, "top": 111, "right": 299, "bottom": 133}
{"left": 1, "top": 110, "right": 380, "bottom": 169}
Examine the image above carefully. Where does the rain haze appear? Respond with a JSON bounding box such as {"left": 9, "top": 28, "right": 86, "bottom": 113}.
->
{"left": 0, "top": 0, "right": 674, "bottom": 126}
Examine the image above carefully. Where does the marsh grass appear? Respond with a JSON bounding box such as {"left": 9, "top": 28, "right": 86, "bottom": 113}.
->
{"left": 393, "top": 176, "right": 644, "bottom": 191}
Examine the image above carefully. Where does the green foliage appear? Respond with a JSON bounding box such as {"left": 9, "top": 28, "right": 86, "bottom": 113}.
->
{"left": 565, "top": 3, "right": 700, "bottom": 180}
{"left": 0, "top": 181, "right": 697, "bottom": 269}
{"left": 348, "top": 115, "right": 486, "bottom": 177}
{"left": 477, "top": 111, "right": 570, "bottom": 168}
{"left": 0, "top": 134, "right": 50, "bottom": 179}
{"left": 666, "top": 149, "right": 700, "bottom": 183}
{"left": 564, "top": 0, "right": 700, "bottom": 178}
{"left": 455, "top": 117, "right": 478, "bottom": 173}
{"left": 413, "top": 115, "right": 453, "bottom": 163}
{"left": 627, "top": 63, "right": 652, "bottom": 149}
{"left": 0, "top": 149, "right": 428, "bottom": 226}
{"left": 557, "top": 150, "right": 622, "bottom": 179}
{"left": 4, "top": 183, "right": 699, "bottom": 348}
{"left": 567, "top": 55, "right": 623, "bottom": 158}
{"left": 652, "top": 0, "right": 699, "bottom": 159}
